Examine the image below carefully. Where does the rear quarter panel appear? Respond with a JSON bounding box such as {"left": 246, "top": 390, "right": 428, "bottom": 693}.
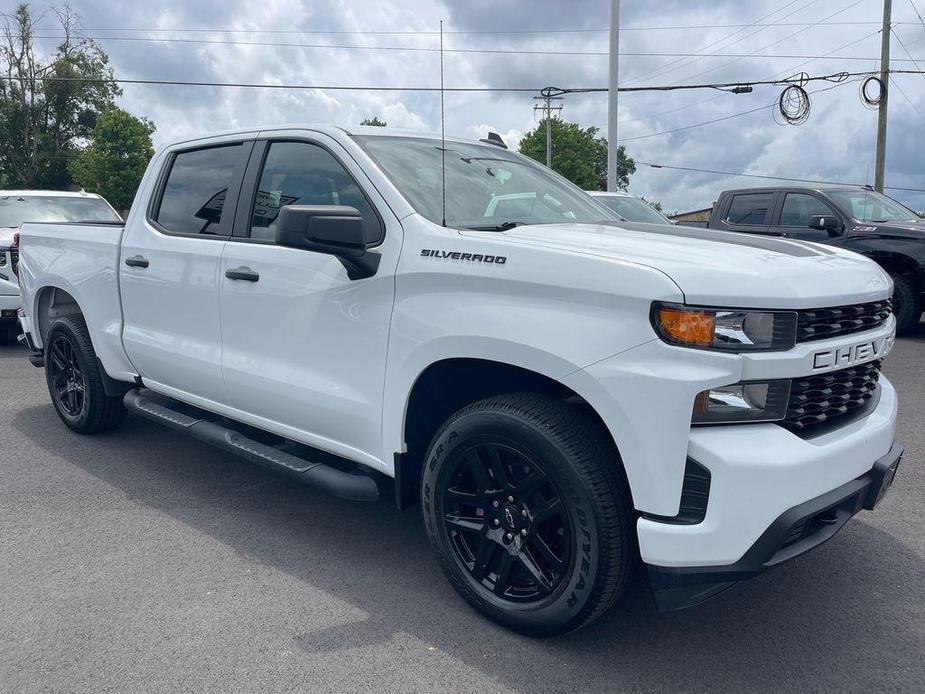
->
{"left": 19, "top": 222, "right": 136, "bottom": 381}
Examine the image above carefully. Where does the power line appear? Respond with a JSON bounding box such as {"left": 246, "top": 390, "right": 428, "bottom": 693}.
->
{"left": 890, "top": 75, "right": 925, "bottom": 123}
{"left": 31, "top": 21, "right": 899, "bottom": 36}
{"left": 619, "top": 81, "right": 849, "bottom": 142}
{"left": 678, "top": 0, "right": 868, "bottom": 83}
{"left": 892, "top": 28, "right": 925, "bottom": 77}
{"left": 543, "top": 69, "right": 885, "bottom": 95}
{"left": 0, "top": 76, "right": 539, "bottom": 92}
{"left": 623, "top": 0, "right": 812, "bottom": 85}
{"left": 633, "top": 27, "right": 883, "bottom": 129}
{"left": 888, "top": 29, "right": 925, "bottom": 123}
{"left": 31, "top": 33, "right": 910, "bottom": 61}
{"left": 909, "top": 0, "right": 925, "bottom": 29}
{"left": 3, "top": 69, "right": 921, "bottom": 95}
{"left": 636, "top": 160, "right": 925, "bottom": 193}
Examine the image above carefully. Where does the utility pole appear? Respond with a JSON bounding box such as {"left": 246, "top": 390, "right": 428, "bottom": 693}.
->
{"left": 607, "top": 0, "right": 620, "bottom": 191}
{"left": 875, "top": 0, "right": 892, "bottom": 192}
{"left": 533, "top": 88, "right": 563, "bottom": 168}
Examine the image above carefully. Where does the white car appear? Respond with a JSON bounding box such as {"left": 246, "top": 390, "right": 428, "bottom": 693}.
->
{"left": 15, "top": 126, "right": 901, "bottom": 635}
{"left": 588, "top": 190, "right": 674, "bottom": 225}
{"left": 0, "top": 190, "right": 121, "bottom": 342}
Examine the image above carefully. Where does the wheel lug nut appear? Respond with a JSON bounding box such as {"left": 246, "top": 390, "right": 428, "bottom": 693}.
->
{"left": 505, "top": 533, "right": 512, "bottom": 541}
{"left": 492, "top": 519, "right": 500, "bottom": 527}
{"left": 507, "top": 496, "right": 514, "bottom": 503}
{"left": 520, "top": 529, "right": 527, "bottom": 537}
{"left": 521, "top": 509, "right": 528, "bottom": 518}
{"left": 492, "top": 500, "right": 499, "bottom": 508}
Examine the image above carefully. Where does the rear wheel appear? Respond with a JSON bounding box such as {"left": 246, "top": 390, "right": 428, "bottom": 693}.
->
{"left": 421, "top": 393, "right": 635, "bottom": 636}
{"left": 44, "top": 315, "right": 126, "bottom": 433}
{"left": 891, "top": 274, "right": 922, "bottom": 336}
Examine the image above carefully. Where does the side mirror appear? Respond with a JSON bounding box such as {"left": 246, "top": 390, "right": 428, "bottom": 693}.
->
{"left": 276, "top": 205, "right": 380, "bottom": 279}
{"left": 808, "top": 214, "right": 843, "bottom": 236}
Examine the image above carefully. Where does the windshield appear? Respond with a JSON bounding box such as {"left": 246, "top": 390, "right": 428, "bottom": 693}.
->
{"left": 0, "top": 195, "right": 121, "bottom": 228}
{"left": 827, "top": 190, "right": 920, "bottom": 223}
{"left": 594, "top": 195, "right": 672, "bottom": 225}
{"left": 353, "top": 135, "right": 616, "bottom": 228}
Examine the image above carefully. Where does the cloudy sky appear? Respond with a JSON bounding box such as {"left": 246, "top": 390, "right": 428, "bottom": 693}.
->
{"left": 22, "top": 0, "right": 925, "bottom": 212}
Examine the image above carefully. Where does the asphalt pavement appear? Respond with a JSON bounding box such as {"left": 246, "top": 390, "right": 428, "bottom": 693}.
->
{"left": 1, "top": 324, "right": 923, "bottom": 693}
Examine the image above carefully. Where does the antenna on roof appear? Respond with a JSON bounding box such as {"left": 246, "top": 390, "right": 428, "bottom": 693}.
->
{"left": 440, "top": 20, "right": 447, "bottom": 228}
{"left": 479, "top": 132, "right": 508, "bottom": 149}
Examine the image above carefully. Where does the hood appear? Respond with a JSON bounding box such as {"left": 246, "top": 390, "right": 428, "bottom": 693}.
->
{"left": 483, "top": 221, "right": 891, "bottom": 309}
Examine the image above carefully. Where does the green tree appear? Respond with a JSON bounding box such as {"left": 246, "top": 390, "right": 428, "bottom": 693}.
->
{"left": 360, "top": 117, "right": 387, "bottom": 126}
{"left": 0, "top": 4, "right": 120, "bottom": 189}
{"left": 69, "top": 108, "right": 155, "bottom": 211}
{"left": 518, "top": 117, "right": 635, "bottom": 190}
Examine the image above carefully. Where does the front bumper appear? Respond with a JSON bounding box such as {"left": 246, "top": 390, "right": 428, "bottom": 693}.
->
{"left": 561, "top": 315, "right": 900, "bottom": 609}
{"left": 649, "top": 441, "right": 904, "bottom": 610}
{"left": 636, "top": 376, "right": 897, "bottom": 569}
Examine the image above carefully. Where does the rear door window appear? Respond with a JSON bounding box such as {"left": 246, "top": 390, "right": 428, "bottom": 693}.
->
{"left": 153, "top": 144, "right": 249, "bottom": 236}
{"left": 725, "top": 193, "right": 774, "bottom": 226}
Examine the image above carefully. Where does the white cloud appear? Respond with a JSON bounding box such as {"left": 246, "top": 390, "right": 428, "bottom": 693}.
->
{"left": 35, "top": 0, "right": 925, "bottom": 211}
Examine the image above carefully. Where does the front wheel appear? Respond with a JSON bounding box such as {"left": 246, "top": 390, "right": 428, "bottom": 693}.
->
{"left": 421, "top": 393, "right": 635, "bottom": 636}
{"left": 44, "top": 315, "right": 127, "bottom": 433}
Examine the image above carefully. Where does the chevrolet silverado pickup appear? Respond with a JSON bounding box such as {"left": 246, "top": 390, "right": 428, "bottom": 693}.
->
{"left": 693, "top": 186, "right": 924, "bottom": 334}
{"left": 14, "top": 126, "right": 903, "bottom": 635}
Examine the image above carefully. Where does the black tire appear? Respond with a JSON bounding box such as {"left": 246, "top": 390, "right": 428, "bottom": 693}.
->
{"left": 421, "top": 393, "right": 635, "bottom": 636}
{"left": 44, "top": 315, "right": 127, "bottom": 433}
{"left": 891, "top": 274, "right": 922, "bottom": 336}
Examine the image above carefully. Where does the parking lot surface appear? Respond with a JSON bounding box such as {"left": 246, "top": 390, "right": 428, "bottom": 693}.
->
{"left": 1, "top": 325, "right": 923, "bottom": 693}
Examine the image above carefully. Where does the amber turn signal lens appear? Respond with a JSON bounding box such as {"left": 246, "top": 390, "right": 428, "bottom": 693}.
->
{"left": 656, "top": 307, "right": 715, "bottom": 346}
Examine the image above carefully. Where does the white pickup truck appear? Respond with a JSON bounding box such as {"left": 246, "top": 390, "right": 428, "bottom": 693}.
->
{"left": 15, "top": 125, "right": 902, "bottom": 635}
{"left": 1, "top": 190, "right": 122, "bottom": 342}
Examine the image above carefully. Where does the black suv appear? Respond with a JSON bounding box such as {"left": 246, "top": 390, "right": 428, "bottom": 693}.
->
{"left": 701, "top": 186, "right": 925, "bottom": 334}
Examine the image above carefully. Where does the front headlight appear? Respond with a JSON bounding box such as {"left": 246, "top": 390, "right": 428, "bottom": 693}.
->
{"left": 652, "top": 303, "right": 797, "bottom": 351}
{"left": 692, "top": 380, "right": 791, "bottom": 424}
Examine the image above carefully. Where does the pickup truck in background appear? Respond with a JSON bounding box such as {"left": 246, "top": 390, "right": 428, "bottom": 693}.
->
{"left": 0, "top": 190, "right": 122, "bottom": 342}
{"left": 691, "top": 186, "right": 925, "bottom": 334}
{"left": 14, "top": 126, "right": 902, "bottom": 635}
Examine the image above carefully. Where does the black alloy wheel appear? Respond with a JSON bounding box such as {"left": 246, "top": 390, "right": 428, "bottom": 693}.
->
{"left": 441, "top": 443, "right": 570, "bottom": 603}
{"left": 43, "top": 315, "right": 127, "bottom": 433}
{"left": 422, "top": 393, "right": 635, "bottom": 636}
{"left": 48, "top": 333, "right": 86, "bottom": 417}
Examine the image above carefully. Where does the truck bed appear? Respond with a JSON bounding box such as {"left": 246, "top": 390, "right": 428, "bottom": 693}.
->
{"left": 17, "top": 221, "right": 137, "bottom": 382}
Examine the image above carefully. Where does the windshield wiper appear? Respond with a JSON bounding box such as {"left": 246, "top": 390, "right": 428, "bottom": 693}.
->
{"left": 462, "top": 221, "right": 523, "bottom": 232}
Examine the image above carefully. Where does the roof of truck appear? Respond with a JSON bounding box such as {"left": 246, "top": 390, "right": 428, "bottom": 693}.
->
{"left": 719, "top": 184, "right": 868, "bottom": 195}
{"left": 164, "top": 124, "right": 500, "bottom": 150}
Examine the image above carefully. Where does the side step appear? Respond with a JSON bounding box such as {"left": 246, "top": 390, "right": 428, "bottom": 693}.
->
{"left": 123, "top": 390, "right": 379, "bottom": 502}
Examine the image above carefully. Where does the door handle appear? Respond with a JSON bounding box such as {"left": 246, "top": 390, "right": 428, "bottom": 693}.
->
{"left": 225, "top": 266, "right": 260, "bottom": 282}
{"left": 124, "top": 255, "right": 149, "bottom": 268}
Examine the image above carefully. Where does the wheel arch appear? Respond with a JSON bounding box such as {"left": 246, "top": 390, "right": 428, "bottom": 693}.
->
{"left": 393, "top": 357, "right": 631, "bottom": 510}
{"left": 864, "top": 251, "right": 922, "bottom": 288}
{"left": 34, "top": 285, "right": 83, "bottom": 344}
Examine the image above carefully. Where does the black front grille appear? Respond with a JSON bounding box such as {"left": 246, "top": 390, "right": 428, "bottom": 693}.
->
{"left": 796, "top": 300, "right": 892, "bottom": 343}
{"left": 783, "top": 360, "right": 882, "bottom": 431}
